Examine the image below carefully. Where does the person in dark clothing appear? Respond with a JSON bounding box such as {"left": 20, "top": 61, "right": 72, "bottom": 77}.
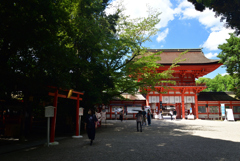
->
{"left": 136, "top": 111, "right": 143, "bottom": 132}
{"left": 142, "top": 108, "right": 147, "bottom": 125}
{"left": 119, "top": 111, "right": 123, "bottom": 122}
{"left": 173, "top": 109, "right": 177, "bottom": 120}
{"left": 147, "top": 109, "right": 151, "bottom": 126}
{"left": 85, "top": 109, "right": 98, "bottom": 145}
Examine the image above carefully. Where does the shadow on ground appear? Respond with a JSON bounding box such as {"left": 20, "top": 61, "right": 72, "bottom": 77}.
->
{"left": 1, "top": 120, "right": 240, "bottom": 161}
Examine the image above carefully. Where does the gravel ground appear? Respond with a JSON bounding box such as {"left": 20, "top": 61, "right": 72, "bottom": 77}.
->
{"left": 1, "top": 119, "right": 240, "bottom": 161}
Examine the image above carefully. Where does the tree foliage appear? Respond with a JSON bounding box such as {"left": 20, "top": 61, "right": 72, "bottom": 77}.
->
{"left": 217, "top": 33, "right": 240, "bottom": 98}
{"left": 196, "top": 74, "right": 236, "bottom": 93}
{"left": 0, "top": 0, "right": 182, "bottom": 109}
{"left": 188, "top": 0, "right": 240, "bottom": 35}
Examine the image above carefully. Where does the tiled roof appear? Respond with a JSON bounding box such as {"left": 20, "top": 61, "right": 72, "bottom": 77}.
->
{"left": 146, "top": 48, "right": 220, "bottom": 64}
{"left": 198, "top": 92, "right": 240, "bottom": 101}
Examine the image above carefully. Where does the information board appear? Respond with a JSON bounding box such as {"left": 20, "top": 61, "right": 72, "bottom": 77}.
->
{"left": 221, "top": 104, "right": 225, "bottom": 116}
{"left": 79, "top": 107, "right": 84, "bottom": 116}
{"left": 127, "top": 107, "right": 142, "bottom": 113}
{"left": 45, "top": 106, "right": 55, "bottom": 117}
{"left": 226, "top": 109, "right": 234, "bottom": 121}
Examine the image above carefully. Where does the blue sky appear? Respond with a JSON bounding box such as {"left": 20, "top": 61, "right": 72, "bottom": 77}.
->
{"left": 107, "top": 0, "right": 235, "bottom": 79}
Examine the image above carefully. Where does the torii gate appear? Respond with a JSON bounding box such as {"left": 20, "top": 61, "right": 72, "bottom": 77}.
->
{"left": 48, "top": 87, "right": 84, "bottom": 144}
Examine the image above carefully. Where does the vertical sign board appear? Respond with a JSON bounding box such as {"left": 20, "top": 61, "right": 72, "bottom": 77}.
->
{"left": 45, "top": 106, "right": 55, "bottom": 147}
{"left": 221, "top": 104, "right": 225, "bottom": 116}
{"left": 78, "top": 107, "right": 84, "bottom": 138}
{"left": 226, "top": 109, "right": 235, "bottom": 121}
{"left": 79, "top": 107, "right": 84, "bottom": 116}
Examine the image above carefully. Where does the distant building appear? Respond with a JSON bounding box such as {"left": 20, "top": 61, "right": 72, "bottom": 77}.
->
{"left": 105, "top": 49, "right": 240, "bottom": 120}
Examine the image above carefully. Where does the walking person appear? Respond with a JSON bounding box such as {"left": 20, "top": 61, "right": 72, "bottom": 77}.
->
{"left": 173, "top": 109, "right": 177, "bottom": 120}
{"left": 96, "top": 109, "right": 101, "bottom": 127}
{"left": 119, "top": 110, "right": 123, "bottom": 122}
{"left": 136, "top": 111, "right": 143, "bottom": 132}
{"left": 85, "top": 109, "right": 98, "bottom": 146}
{"left": 159, "top": 108, "right": 163, "bottom": 120}
{"left": 142, "top": 107, "right": 147, "bottom": 125}
{"left": 170, "top": 110, "right": 173, "bottom": 120}
{"left": 115, "top": 108, "right": 118, "bottom": 120}
{"left": 147, "top": 109, "right": 151, "bottom": 126}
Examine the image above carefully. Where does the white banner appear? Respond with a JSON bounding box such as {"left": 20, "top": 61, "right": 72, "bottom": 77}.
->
{"left": 226, "top": 109, "right": 234, "bottom": 121}
{"left": 127, "top": 107, "right": 142, "bottom": 113}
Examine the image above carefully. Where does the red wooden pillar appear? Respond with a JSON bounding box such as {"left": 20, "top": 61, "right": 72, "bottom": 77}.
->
{"left": 50, "top": 89, "right": 58, "bottom": 143}
{"left": 191, "top": 103, "right": 195, "bottom": 115}
{"left": 195, "top": 94, "right": 199, "bottom": 119}
{"left": 181, "top": 93, "right": 185, "bottom": 119}
{"left": 75, "top": 94, "right": 80, "bottom": 136}
{"left": 178, "top": 103, "right": 181, "bottom": 119}
{"left": 146, "top": 94, "right": 149, "bottom": 106}
{"left": 230, "top": 102, "right": 233, "bottom": 110}
{"left": 207, "top": 101, "right": 209, "bottom": 119}
{"left": 176, "top": 103, "right": 180, "bottom": 119}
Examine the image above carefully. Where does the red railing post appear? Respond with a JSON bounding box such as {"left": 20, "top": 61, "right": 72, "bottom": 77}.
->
{"left": 50, "top": 89, "right": 58, "bottom": 143}
{"left": 76, "top": 94, "right": 80, "bottom": 136}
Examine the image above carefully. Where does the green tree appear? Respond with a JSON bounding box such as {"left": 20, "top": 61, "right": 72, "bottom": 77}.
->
{"left": 0, "top": 0, "right": 75, "bottom": 99}
{"left": 68, "top": 3, "right": 183, "bottom": 106}
{"left": 218, "top": 33, "right": 240, "bottom": 98}
{"left": 188, "top": 0, "right": 240, "bottom": 35}
{"left": 196, "top": 74, "right": 235, "bottom": 92}
{"left": 0, "top": 0, "right": 182, "bottom": 109}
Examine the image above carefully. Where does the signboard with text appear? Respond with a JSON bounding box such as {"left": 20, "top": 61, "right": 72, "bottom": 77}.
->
{"left": 79, "top": 107, "right": 84, "bottom": 116}
{"left": 226, "top": 109, "right": 234, "bottom": 121}
{"left": 221, "top": 104, "right": 225, "bottom": 116}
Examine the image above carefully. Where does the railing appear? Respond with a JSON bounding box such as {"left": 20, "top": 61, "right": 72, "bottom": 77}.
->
{"left": 158, "top": 82, "right": 206, "bottom": 87}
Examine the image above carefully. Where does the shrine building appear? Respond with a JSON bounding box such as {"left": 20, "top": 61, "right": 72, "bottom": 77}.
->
{"left": 106, "top": 49, "right": 240, "bottom": 120}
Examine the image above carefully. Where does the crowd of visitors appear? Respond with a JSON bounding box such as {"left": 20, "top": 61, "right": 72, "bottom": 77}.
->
{"left": 85, "top": 106, "right": 178, "bottom": 145}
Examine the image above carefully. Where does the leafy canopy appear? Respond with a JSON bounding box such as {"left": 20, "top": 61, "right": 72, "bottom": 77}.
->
{"left": 196, "top": 74, "right": 235, "bottom": 92}
{"left": 0, "top": 0, "right": 184, "bottom": 107}
{"left": 217, "top": 33, "right": 240, "bottom": 98}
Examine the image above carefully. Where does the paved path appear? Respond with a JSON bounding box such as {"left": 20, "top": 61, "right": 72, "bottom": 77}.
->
{"left": 1, "top": 120, "right": 240, "bottom": 161}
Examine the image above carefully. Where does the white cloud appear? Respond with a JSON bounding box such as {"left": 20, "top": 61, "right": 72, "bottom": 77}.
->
{"left": 106, "top": 0, "right": 236, "bottom": 50}
{"left": 221, "top": 73, "right": 229, "bottom": 76}
{"left": 175, "top": 0, "right": 235, "bottom": 51}
{"left": 205, "top": 52, "right": 218, "bottom": 59}
{"left": 157, "top": 28, "right": 169, "bottom": 42}
{"left": 106, "top": 0, "right": 175, "bottom": 29}
{"left": 202, "top": 28, "right": 234, "bottom": 50}
{"left": 175, "top": 0, "right": 222, "bottom": 29}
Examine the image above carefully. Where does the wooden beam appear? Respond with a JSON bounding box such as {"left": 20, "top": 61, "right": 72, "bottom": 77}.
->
{"left": 48, "top": 92, "right": 82, "bottom": 100}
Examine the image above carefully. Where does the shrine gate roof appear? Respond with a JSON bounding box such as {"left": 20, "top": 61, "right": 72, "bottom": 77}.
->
{"left": 146, "top": 48, "right": 220, "bottom": 65}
